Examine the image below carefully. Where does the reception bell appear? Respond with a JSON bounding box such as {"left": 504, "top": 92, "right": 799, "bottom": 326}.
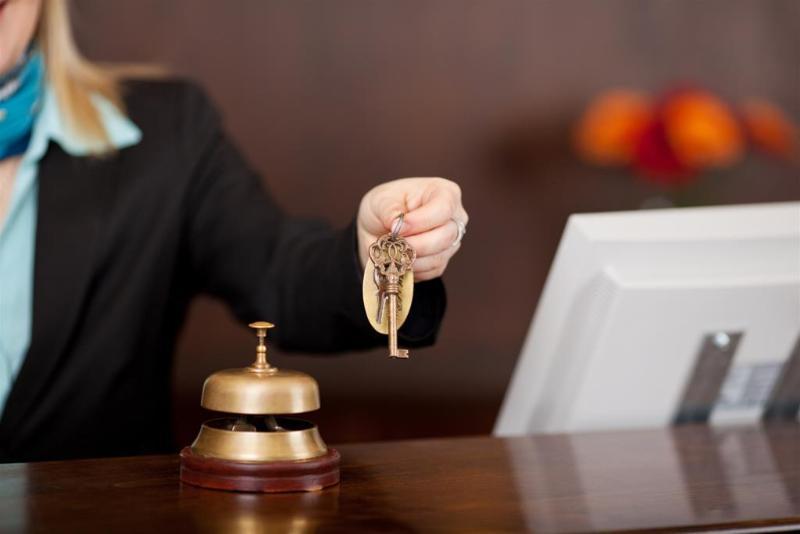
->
{"left": 180, "top": 322, "right": 340, "bottom": 493}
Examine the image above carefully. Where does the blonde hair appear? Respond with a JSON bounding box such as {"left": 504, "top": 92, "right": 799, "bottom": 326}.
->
{"left": 38, "top": 0, "right": 133, "bottom": 152}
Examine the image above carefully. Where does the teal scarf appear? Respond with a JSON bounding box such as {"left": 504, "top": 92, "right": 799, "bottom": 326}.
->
{"left": 0, "top": 50, "right": 44, "bottom": 160}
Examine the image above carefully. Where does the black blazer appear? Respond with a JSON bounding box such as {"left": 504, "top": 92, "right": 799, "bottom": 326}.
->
{"left": 0, "top": 80, "right": 445, "bottom": 462}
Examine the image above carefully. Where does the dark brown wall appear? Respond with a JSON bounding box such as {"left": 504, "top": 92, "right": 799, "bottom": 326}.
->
{"left": 73, "top": 0, "right": 799, "bottom": 446}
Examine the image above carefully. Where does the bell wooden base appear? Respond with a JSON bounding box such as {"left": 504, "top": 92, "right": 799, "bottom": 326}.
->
{"left": 179, "top": 447, "right": 340, "bottom": 493}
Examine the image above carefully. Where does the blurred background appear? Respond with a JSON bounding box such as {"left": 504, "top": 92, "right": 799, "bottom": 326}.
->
{"left": 72, "top": 0, "right": 799, "bottom": 447}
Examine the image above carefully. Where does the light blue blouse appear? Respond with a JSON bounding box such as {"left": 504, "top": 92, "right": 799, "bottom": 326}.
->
{"left": 0, "top": 86, "right": 141, "bottom": 415}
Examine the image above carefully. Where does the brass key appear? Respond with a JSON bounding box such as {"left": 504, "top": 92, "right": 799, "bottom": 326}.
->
{"left": 365, "top": 221, "right": 416, "bottom": 359}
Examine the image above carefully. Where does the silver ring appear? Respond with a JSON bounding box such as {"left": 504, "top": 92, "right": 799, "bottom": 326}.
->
{"left": 391, "top": 213, "right": 405, "bottom": 239}
{"left": 451, "top": 218, "right": 466, "bottom": 247}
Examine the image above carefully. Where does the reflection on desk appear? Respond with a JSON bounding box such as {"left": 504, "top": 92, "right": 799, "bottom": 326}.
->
{"left": 0, "top": 424, "right": 798, "bottom": 533}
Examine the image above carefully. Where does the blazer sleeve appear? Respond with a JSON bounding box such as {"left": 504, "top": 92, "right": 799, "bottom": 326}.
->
{"left": 177, "top": 82, "right": 446, "bottom": 352}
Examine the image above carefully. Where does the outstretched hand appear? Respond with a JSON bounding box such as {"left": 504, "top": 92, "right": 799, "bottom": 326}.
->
{"left": 357, "top": 177, "right": 468, "bottom": 281}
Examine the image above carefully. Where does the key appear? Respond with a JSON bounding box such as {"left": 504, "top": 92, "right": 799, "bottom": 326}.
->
{"left": 367, "top": 228, "right": 416, "bottom": 359}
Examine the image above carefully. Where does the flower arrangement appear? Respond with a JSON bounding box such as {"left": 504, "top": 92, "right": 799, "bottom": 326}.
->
{"left": 574, "top": 87, "right": 798, "bottom": 187}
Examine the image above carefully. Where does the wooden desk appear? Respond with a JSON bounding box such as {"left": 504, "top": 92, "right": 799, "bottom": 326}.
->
{"left": 1, "top": 424, "right": 798, "bottom": 533}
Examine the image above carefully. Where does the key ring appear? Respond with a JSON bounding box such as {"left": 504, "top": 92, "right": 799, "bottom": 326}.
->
{"left": 390, "top": 213, "right": 405, "bottom": 239}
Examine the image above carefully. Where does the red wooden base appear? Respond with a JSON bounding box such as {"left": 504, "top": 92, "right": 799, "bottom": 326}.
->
{"left": 179, "top": 447, "right": 340, "bottom": 493}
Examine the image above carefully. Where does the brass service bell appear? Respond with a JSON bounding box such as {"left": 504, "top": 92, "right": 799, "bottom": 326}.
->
{"left": 179, "top": 322, "right": 340, "bottom": 493}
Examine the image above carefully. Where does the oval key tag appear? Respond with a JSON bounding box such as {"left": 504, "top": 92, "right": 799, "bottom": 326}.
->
{"left": 362, "top": 262, "right": 414, "bottom": 335}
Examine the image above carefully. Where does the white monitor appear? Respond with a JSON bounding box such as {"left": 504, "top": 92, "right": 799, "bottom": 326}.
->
{"left": 495, "top": 202, "right": 800, "bottom": 436}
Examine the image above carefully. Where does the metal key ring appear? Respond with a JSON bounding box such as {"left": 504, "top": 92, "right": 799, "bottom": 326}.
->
{"left": 390, "top": 213, "right": 405, "bottom": 239}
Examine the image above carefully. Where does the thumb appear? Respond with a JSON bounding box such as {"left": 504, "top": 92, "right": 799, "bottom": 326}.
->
{"left": 373, "top": 196, "right": 408, "bottom": 234}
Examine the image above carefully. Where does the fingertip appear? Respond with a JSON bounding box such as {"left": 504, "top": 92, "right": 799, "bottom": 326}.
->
{"left": 380, "top": 206, "right": 406, "bottom": 233}
{"left": 398, "top": 213, "right": 416, "bottom": 236}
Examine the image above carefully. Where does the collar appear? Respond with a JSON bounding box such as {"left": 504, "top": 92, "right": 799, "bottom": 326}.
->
{"left": 25, "top": 84, "right": 141, "bottom": 163}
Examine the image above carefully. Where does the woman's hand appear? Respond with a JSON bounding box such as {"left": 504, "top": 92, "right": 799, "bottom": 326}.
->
{"left": 357, "top": 177, "right": 468, "bottom": 281}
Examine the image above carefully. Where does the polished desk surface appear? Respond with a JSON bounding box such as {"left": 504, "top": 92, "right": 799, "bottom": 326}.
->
{"left": 1, "top": 424, "right": 798, "bottom": 533}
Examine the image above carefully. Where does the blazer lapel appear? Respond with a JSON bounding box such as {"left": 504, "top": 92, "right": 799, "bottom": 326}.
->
{"left": 0, "top": 144, "right": 116, "bottom": 440}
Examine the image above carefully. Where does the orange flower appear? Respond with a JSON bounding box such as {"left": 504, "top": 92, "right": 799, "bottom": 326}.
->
{"left": 740, "top": 98, "right": 798, "bottom": 160}
{"left": 574, "top": 89, "right": 654, "bottom": 165}
{"left": 661, "top": 90, "right": 744, "bottom": 169}
{"left": 633, "top": 120, "right": 693, "bottom": 185}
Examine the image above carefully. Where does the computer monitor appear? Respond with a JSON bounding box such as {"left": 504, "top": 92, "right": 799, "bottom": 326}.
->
{"left": 495, "top": 202, "right": 800, "bottom": 436}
